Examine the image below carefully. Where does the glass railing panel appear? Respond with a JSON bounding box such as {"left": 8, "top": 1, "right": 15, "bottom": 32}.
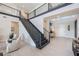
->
{"left": 36, "top": 3, "right": 48, "bottom": 15}
{"left": 0, "top": 4, "right": 19, "bottom": 16}
{"left": 29, "top": 11, "right": 35, "bottom": 18}
{"left": 29, "top": 3, "right": 66, "bottom": 19}
{"left": 50, "top": 3, "right": 65, "bottom": 9}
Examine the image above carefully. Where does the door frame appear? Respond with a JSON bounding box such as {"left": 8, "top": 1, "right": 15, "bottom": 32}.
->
{"left": 75, "top": 19, "right": 77, "bottom": 38}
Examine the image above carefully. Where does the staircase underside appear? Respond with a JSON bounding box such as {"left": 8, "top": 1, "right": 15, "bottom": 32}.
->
{"left": 20, "top": 18, "right": 49, "bottom": 49}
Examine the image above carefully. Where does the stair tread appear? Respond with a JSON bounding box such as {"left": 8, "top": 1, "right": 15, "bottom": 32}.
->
{"left": 41, "top": 40, "right": 48, "bottom": 45}
{"left": 38, "top": 40, "right": 49, "bottom": 49}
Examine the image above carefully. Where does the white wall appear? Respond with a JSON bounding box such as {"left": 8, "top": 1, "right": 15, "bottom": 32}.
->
{"left": 0, "top": 15, "right": 10, "bottom": 41}
{"left": 0, "top": 14, "right": 19, "bottom": 41}
{"left": 0, "top": 4, "right": 19, "bottom": 41}
{"left": 54, "top": 24, "right": 65, "bottom": 37}
{"left": 55, "top": 21, "right": 75, "bottom": 38}
{"left": 0, "top": 5, "right": 36, "bottom": 48}
{"left": 54, "top": 15, "right": 77, "bottom": 38}
{"left": 64, "top": 22, "right": 75, "bottom": 38}
{"left": 30, "top": 4, "right": 79, "bottom": 33}
{"left": 0, "top": 14, "right": 36, "bottom": 47}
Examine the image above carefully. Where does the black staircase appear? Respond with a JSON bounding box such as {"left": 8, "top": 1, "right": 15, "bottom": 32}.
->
{"left": 19, "top": 17, "right": 49, "bottom": 49}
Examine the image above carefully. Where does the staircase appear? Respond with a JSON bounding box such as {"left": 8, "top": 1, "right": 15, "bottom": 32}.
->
{"left": 19, "top": 18, "right": 49, "bottom": 49}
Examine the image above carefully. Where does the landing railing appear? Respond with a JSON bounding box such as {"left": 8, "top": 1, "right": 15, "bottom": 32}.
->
{"left": 29, "top": 3, "right": 72, "bottom": 19}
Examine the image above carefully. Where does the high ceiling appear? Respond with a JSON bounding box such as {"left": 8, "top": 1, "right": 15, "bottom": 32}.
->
{"left": 3, "top": 3, "right": 44, "bottom": 13}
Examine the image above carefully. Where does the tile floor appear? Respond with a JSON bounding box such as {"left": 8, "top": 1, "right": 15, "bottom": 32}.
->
{"left": 6, "top": 37, "right": 74, "bottom": 56}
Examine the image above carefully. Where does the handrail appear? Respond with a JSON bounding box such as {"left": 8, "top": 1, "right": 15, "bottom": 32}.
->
{"left": 43, "top": 28, "right": 49, "bottom": 33}
{"left": 29, "top": 3, "right": 46, "bottom": 14}
{"left": 0, "top": 12, "right": 20, "bottom": 18}
{"left": 29, "top": 3, "right": 72, "bottom": 20}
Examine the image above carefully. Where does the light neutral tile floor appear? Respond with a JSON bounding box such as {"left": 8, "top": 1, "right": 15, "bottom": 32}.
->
{"left": 6, "top": 37, "right": 74, "bottom": 56}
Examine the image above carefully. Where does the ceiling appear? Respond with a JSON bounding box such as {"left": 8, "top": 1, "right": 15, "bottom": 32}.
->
{"left": 3, "top": 3, "right": 43, "bottom": 13}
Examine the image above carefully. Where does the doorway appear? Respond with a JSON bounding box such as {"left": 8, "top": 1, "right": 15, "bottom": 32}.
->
{"left": 11, "top": 21, "right": 19, "bottom": 39}
{"left": 75, "top": 20, "right": 77, "bottom": 38}
{"left": 43, "top": 19, "right": 55, "bottom": 41}
{"left": 44, "top": 15, "right": 77, "bottom": 39}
